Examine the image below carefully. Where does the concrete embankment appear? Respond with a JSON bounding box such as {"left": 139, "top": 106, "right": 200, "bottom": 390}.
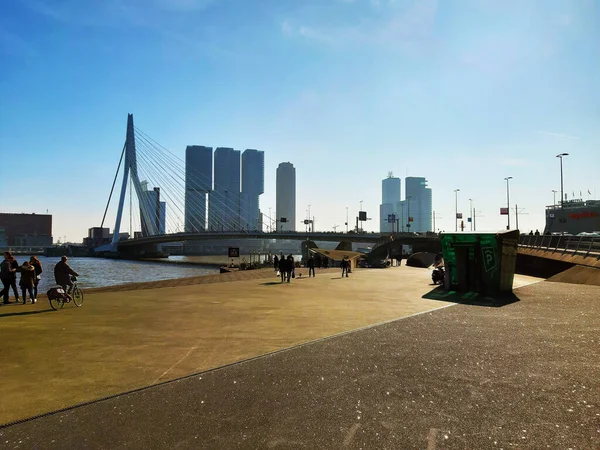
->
{"left": 548, "top": 265, "right": 600, "bottom": 286}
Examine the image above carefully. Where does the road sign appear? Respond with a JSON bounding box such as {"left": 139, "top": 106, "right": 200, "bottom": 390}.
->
{"left": 359, "top": 211, "right": 367, "bottom": 221}
{"left": 228, "top": 247, "right": 240, "bottom": 258}
{"left": 387, "top": 214, "right": 396, "bottom": 223}
{"left": 408, "top": 217, "right": 413, "bottom": 222}
{"left": 456, "top": 213, "right": 463, "bottom": 219}
{"left": 280, "top": 217, "right": 287, "bottom": 223}
{"left": 500, "top": 207, "right": 508, "bottom": 215}
{"left": 481, "top": 247, "right": 497, "bottom": 272}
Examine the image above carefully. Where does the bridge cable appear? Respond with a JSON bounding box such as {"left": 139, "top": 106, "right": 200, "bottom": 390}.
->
{"left": 134, "top": 131, "right": 254, "bottom": 232}
{"left": 101, "top": 142, "right": 126, "bottom": 229}
{"left": 134, "top": 127, "right": 265, "bottom": 231}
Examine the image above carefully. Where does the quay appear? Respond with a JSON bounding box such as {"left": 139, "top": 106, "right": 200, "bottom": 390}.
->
{"left": 0, "top": 266, "right": 598, "bottom": 449}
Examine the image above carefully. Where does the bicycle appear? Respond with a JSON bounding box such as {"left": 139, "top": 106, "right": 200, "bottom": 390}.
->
{"left": 47, "top": 276, "right": 84, "bottom": 310}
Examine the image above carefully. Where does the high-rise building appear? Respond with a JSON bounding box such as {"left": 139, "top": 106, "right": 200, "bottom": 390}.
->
{"left": 185, "top": 145, "right": 213, "bottom": 232}
{"left": 276, "top": 162, "right": 296, "bottom": 232}
{"left": 382, "top": 173, "right": 401, "bottom": 204}
{"left": 379, "top": 173, "right": 401, "bottom": 233}
{"left": 241, "top": 149, "right": 264, "bottom": 231}
{"left": 405, "top": 177, "right": 432, "bottom": 233}
{"left": 210, "top": 147, "right": 241, "bottom": 231}
{"left": 159, "top": 201, "right": 166, "bottom": 234}
{"left": 139, "top": 182, "right": 162, "bottom": 236}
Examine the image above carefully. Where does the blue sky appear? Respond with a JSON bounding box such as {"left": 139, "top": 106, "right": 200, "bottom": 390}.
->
{"left": 1, "top": 0, "right": 599, "bottom": 241}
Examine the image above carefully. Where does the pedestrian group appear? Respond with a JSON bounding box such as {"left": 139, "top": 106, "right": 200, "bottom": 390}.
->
{"left": 1, "top": 252, "right": 43, "bottom": 304}
{"left": 273, "top": 252, "right": 351, "bottom": 283}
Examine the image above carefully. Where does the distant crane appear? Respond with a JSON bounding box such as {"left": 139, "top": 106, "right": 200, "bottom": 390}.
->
{"left": 333, "top": 224, "right": 340, "bottom": 232}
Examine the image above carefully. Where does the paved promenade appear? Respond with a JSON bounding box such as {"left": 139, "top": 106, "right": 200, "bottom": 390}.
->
{"left": 0, "top": 266, "right": 454, "bottom": 425}
{"left": 1, "top": 277, "right": 598, "bottom": 449}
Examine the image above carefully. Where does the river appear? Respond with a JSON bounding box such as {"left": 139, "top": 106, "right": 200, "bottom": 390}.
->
{"left": 8, "top": 256, "right": 221, "bottom": 294}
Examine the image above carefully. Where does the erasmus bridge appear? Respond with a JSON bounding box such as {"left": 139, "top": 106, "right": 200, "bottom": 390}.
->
{"left": 93, "top": 115, "right": 600, "bottom": 268}
{"left": 94, "top": 115, "right": 438, "bottom": 258}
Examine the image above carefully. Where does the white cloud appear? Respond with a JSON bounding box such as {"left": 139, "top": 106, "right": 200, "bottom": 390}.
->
{"left": 281, "top": 0, "right": 439, "bottom": 54}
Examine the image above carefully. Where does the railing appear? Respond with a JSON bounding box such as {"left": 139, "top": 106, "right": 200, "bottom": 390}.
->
{"left": 519, "top": 234, "right": 600, "bottom": 258}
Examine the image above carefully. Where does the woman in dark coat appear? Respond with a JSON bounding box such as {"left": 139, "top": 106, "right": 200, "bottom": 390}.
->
{"left": 19, "top": 261, "right": 36, "bottom": 304}
{"left": 30, "top": 256, "right": 43, "bottom": 300}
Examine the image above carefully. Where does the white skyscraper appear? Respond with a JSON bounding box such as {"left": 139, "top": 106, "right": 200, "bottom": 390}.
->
{"left": 380, "top": 173, "right": 401, "bottom": 233}
{"left": 405, "top": 177, "right": 432, "bottom": 232}
{"left": 276, "top": 162, "right": 296, "bottom": 231}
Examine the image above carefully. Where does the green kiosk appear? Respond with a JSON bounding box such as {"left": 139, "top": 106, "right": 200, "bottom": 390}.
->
{"left": 439, "top": 230, "right": 519, "bottom": 297}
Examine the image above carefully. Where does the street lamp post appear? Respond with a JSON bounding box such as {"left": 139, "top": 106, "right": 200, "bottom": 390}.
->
{"left": 551, "top": 190, "right": 557, "bottom": 206}
{"left": 406, "top": 196, "right": 412, "bottom": 232}
{"left": 504, "top": 177, "right": 513, "bottom": 229}
{"left": 308, "top": 205, "right": 311, "bottom": 232}
{"left": 359, "top": 201, "right": 363, "bottom": 232}
{"left": 345, "top": 207, "right": 349, "bottom": 233}
{"left": 469, "top": 198, "right": 473, "bottom": 231}
{"left": 454, "top": 189, "right": 460, "bottom": 232}
{"left": 556, "top": 153, "right": 569, "bottom": 208}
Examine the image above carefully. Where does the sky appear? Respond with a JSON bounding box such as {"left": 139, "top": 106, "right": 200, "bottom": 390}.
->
{"left": 1, "top": 0, "right": 599, "bottom": 241}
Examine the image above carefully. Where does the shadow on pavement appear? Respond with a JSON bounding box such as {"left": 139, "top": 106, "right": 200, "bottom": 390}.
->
{"left": 0, "top": 309, "right": 54, "bottom": 318}
{"left": 422, "top": 286, "right": 520, "bottom": 307}
{"left": 260, "top": 281, "right": 284, "bottom": 286}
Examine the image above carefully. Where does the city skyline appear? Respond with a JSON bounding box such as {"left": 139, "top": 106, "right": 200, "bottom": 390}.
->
{"left": 380, "top": 175, "right": 432, "bottom": 234}
{"left": 1, "top": 0, "right": 599, "bottom": 240}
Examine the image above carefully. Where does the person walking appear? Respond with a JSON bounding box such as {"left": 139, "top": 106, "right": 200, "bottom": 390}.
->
{"left": 278, "top": 256, "right": 286, "bottom": 283}
{"left": 285, "top": 255, "right": 294, "bottom": 283}
{"left": 307, "top": 255, "right": 315, "bottom": 277}
{"left": 19, "top": 261, "right": 36, "bottom": 304}
{"left": 341, "top": 258, "right": 349, "bottom": 278}
{"left": 1, "top": 252, "right": 18, "bottom": 304}
{"left": 273, "top": 255, "right": 279, "bottom": 274}
{"left": 30, "top": 256, "right": 43, "bottom": 300}
{"left": 8, "top": 254, "right": 20, "bottom": 302}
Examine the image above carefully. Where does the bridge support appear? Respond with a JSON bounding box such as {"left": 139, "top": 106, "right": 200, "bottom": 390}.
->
{"left": 96, "top": 114, "right": 159, "bottom": 253}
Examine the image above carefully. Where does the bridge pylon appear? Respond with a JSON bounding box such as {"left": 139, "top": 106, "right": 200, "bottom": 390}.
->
{"left": 96, "top": 114, "right": 160, "bottom": 253}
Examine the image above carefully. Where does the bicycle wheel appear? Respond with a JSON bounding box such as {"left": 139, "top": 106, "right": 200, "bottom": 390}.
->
{"left": 72, "top": 285, "right": 84, "bottom": 307}
{"left": 49, "top": 296, "right": 65, "bottom": 311}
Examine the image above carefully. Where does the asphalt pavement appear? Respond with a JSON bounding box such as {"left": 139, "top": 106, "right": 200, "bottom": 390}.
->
{"left": 1, "top": 281, "right": 599, "bottom": 449}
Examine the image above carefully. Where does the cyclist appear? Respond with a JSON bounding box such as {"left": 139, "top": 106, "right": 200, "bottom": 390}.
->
{"left": 54, "top": 256, "right": 79, "bottom": 297}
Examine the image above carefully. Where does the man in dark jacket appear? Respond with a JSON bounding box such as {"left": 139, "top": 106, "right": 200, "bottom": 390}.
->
{"left": 1, "top": 252, "right": 18, "bottom": 304}
{"left": 54, "top": 256, "right": 79, "bottom": 294}
{"left": 341, "top": 258, "right": 349, "bottom": 278}
{"left": 285, "top": 255, "right": 294, "bottom": 283}
{"left": 278, "top": 256, "right": 286, "bottom": 283}
{"left": 307, "top": 255, "right": 315, "bottom": 277}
